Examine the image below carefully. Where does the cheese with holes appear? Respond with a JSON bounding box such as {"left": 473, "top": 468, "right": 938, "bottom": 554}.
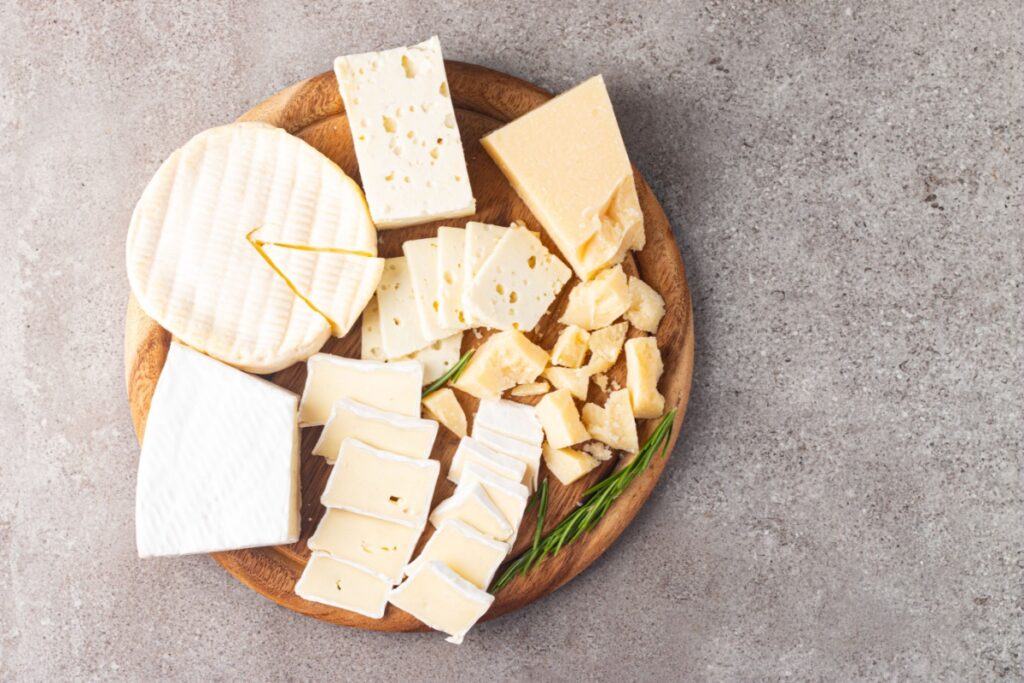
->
{"left": 313, "top": 398, "right": 438, "bottom": 462}
{"left": 582, "top": 389, "right": 639, "bottom": 453}
{"left": 295, "top": 552, "right": 390, "bottom": 618}
{"left": 626, "top": 277, "right": 665, "bottom": 333}
{"left": 586, "top": 321, "right": 629, "bottom": 372}
{"left": 404, "top": 237, "right": 460, "bottom": 342}
{"left": 480, "top": 76, "right": 644, "bottom": 281}
{"left": 625, "top": 337, "right": 665, "bottom": 418}
{"left": 463, "top": 226, "right": 571, "bottom": 332}
{"left": 334, "top": 37, "right": 474, "bottom": 228}
{"left": 550, "top": 325, "right": 590, "bottom": 368}
{"left": 429, "top": 482, "right": 513, "bottom": 541}
{"left": 535, "top": 389, "right": 590, "bottom": 449}
{"left": 322, "top": 439, "right": 439, "bottom": 527}
{"left": 298, "top": 354, "right": 422, "bottom": 426}
{"left": 307, "top": 508, "right": 421, "bottom": 583}
{"left": 405, "top": 520, "right": 509, "bottom": 589}
{"left": 126, "top": 122, "right": 378, "bottom": 373}
{"left": 421, "top": 387, "right": 467, "bottom": 437}
{"left": 474, "top": 398, "right": 545, "bottom": 446}
{"left": 436, "top": 227, "right": 471, "bottom": 330}
{"left": 509, "top": 381, "right": 549, "bottom": 396}
{"left": 542, "top": 442, "right": 599, "bottom": 485}
{"left": 459, "top": 463, "right": 530, "bottom": 532}
{"left": 376, "top": 257, "right": 436, "bottom": 358}
{"left": 453, "top": 331, "right": 548, "bottom": 399}
{"left": 464, "top": 222, "right": 510, "bottom": 283}
{"left": 362, "top": 297, "right": 462, "bottom": 383}
{"left": 543, "top": 366, "right": 592, "bottom": 401}
{"left": 389, "top": 560, "right": 494, "bottom": 644}
{"left": 135, "top": 342, "right": 299, "bottom": 557}
{"left": 448, "top": 437, "right": 527, "bottom": 485}
{"left": 560, "top": 265, "right": 630, "bottom": 330}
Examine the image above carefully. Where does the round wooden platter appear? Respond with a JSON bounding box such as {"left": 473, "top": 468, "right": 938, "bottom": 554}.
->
{"left": 125, "top": 62, "right": 695, "bottom": 631}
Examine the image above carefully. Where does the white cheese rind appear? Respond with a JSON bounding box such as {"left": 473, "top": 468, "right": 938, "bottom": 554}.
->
{"left": 459, "top": 463, "right": 530, "bottom": 532}
{"left": 389, "top": 560, "right": 494, "bottom": 643}
{"left": 473, "top": 398, "right": 545, "bottom": 447}
{"left": 448, "top": 437, "right": 528, "bottom": 485}
{"left": 307, "top": 508, "right": 422, "bottom": 583}
{"left": 404, "top": 519, "right": 510, "bottom": 589}
{"left": 471, "top": 425, "right": 542, "bottom": 490}
{"left": 298, "top": 354, "right": 422, "bottom": 426}
{"left": 313, "top": 398, "right": 438, "bottom": 462}
{"left": 295, "top": 552, "right": 391, "bottom": 618}
{"left": 429, "top": 482, "right": 514, "bottom": 542}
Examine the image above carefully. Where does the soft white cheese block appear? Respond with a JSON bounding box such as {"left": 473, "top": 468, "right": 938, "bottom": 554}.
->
{"left": 298, "top": 354, "right": 422, "bottom": 426}
{"left": 322, "top": 439, "right": 439, "bottom": 528}
{"left": 403, "top": 237, "right": 460, "bottom": 342}
{"left": 429, "top": 482, "right": 514, "bottom": 542}
{"left": 405, "top": 519, "right": 509, "bottom": 590}
{"left": 376, "top": 257, "right": 437, "bottom": 359}
{"left": 295, "top": 552, "right": 391, "bottom": 618}
{"left": 458, "top": 463, "right": 530, "bottom": 533}
{"left": 474, "top": 398, "right": 545, "bottom": 447}
{"left": 447, "top": 437, "right": 528, "bottom": 486}
{"left": 471, "top": 425, "right": 542, "bottom": 491}
{"left": 436, "top": 226, "right": 471, "bottom": 330}
{"left": 313, "top": 398, "right": 438, "bottom": 462}
{"left": 334, "top": 36, "right": 475, "bottom": 228}
{"left": 136, "top": 342, "right": 299, "bottom": 557}
{"left": 389, "top": 560, "right": 494, "bottom": 643}
{"left": 307, "top": 508, "right": 422, "bottom": 583}
{"left": 362, "top": 297, "right": 463, "bottom": 384}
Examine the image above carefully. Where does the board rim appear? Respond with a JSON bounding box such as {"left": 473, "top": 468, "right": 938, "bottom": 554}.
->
{"left": 124, "top": 60, "right": 695, "bottom": 632}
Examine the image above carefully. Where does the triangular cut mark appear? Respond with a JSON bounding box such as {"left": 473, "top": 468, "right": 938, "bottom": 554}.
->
{"left": 247, "top": 236, "right": 340, "bottom": 333}
{"left": 246, "top": 227, "right": 375, "bottom": 258}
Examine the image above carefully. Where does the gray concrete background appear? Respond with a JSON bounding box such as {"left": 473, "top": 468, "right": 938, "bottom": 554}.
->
{"left": 1, "top": 1, "right": 1021, "bottom": 681}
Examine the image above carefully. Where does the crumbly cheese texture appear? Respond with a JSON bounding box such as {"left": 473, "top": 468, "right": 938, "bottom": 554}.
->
{"left": 389, "top": 560, "right": 494, "bottom": 643}
{"left": 542, "top": 443, "right": 600, "bottom": 485}
{"left": 298, "top": 354, "right": 422, "bottom": 426}
{"left": 535, "top": 389, "right": 590, "bottom": 449}
{"left": 625, "top": 337, "right": 666, "bottom": 418}
{"left": 334, "top": 37, "right": 474, "bottom": 228}
{"left": 313, "top": 398, "right": 438, "bottom": 462}
{"left": 421, "top": 387, "right": 468, "bottom": 437}
{"left": 405, "top": 519, "right": 510, "bottom": 590}
{"left": 560, "top": 265, "right": 630, "bottom": 331}
{"left": 626, "top": 276, "right": 666, "bottom": 333}
{"left": 295, "top": 552, "right": 391, "bottom": 618}
{"left": 543, "top": 365, "right": 592, "bottom": 401}
{"left": 362, "top": 297, "right": 463, "bottom": 383}
{"left": 307, "top": 508, "right": 422, "bottom": 583}
{"left": 404, "top": 237, "right": 461, "bottom": 342}
{"left": 510, "top": 381, "right": 550, "bottom": 396}
{"left": 463, "top": 226, "right": 571, "bottom": 332}
{"left": 136, "top": 342, "right": 299, "bottom": 557}
{"left": 582, "top": 389, "right": 639, "bottom": 453}
{"left": 480, "top": 76, "right": 644, "bottom": 281}
{"left": 453, "top": 330, "right": 549, "bottom": 399}
{"left": 126, "top": 122, "right": 378, "bottom": 373}
{"left": 550, "top": 325, "right": 591, "bottom": 368}
{"left": 429, "top": 482, "right": 514, "bottom": 542}
{"left": 586, "top": 321, "right": 629, "bottom": 372}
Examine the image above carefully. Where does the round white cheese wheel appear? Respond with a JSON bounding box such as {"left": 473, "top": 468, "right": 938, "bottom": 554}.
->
{"left": 127, "top": 122, "right": 379, "bottom": 373}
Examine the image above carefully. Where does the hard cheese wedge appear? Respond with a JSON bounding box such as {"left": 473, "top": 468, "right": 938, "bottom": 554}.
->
{"left": 389, "top": 560, "right": 494, "bottom": 644}
{"left": 307, "top": 508, "right": 422, "bottom": 583}
{"left": 429, "top": 482, "right": 513, "bottom": 542}
{"left": 362, "top": 297, "right": 463, "bottom": 384}
{"left": 313, "top": 398, "right": 438, "bottom": 462}
{"left": 136, "top": 342, "right": 299, "bottom": 557}
{"left": 334, "top": 36, "right": 475, "bottom": 228}
{"left": 126, "top": 122, "right": 378, "bottom": 373}
{"left": 298, "top": 354, "right": 422, "bottom": 426}
{"left": 453, "top": 330, "right": 549, "bottom": 399}
{"left": 405, "top": 519, "right": 509, "bottom": 590}
{"left": 295, "top": 552, "right": 391, "bottom": 618}
{"left": 481, "top": 76, "right": 644, "bottom": 281}
{"left": 322, "top": 439, "right": 440, "bottom": 528}
{"left": 421, "top": 387, "right": 468, "bottom": 437}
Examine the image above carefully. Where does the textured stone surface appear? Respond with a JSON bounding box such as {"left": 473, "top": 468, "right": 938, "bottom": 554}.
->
{"left": 1, "top": 2, "right": 1021, "bottom": 680}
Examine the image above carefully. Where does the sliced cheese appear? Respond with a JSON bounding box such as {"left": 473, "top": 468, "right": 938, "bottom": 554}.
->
{"left": 404, "top": 237, "right": 460, "bottom": 342}
{"left": 405, "top": 519, "right": 509, "bottom": 589}
{"left": 473, "top": 398, "right": 545, "bottom": 447}
{"left": 313, "top": 398, "right": 438, "bottom": 462}
{"left": 322, "top": 439, "right": 439, "bottom": 528}
{"left": 307, "top": 508, "right": 421, "bottom": 583}
{"left": 472, "top": 425, "right": 542, "bottom": 490}
{"left": 448, "top": 437, "right": 528, "bottom": 486}
{"left": 377, "top": 257, "right": 436, "bottom": 359}
{"left": 509, "top": 381, "right": 550, "bottom": 397}
{"left": 334, "top": 36, "right": 474, "bottom": 228}
{"left": 429, "top": 482, "right": 514, "bottom": 542}
{"left": 625, "top": 337, "right": 665, "bottom": 418}
{"left": 586, "top": 321, "right": 629, "bottom": 372}
{"left": 560, "top": 265, "right": 630, "bottom": 330}
{"left": 459, "top": 463, "right": 530, "bottom": 532}
{"left": 582, "top": 389, "right": 639, "bottom": 453}
{"left": 135, "top": 342, "right": 299, "bottom": 557}
{"left": 542, "top": 442, "right": 600, "bottom": 486}
{"left": 453, "top": 330, "right": 548, "bottom": 399}
{"left": 626, "top": 276, "right": 666, "bottom": 333}
{"left": 480, "top": 76, "right": 644, "bottom": 281}
{"left": 421, "top": 387, "right": 467, "bottom": 437}
{"left": 464, "top": 222, "right": 510, "bottom": 283}
{"left": 389, "top": 560, "right": 494, "bottom": 644}
{"left": 295, "top": 552, "right": 391, "bottom": 618}
{"left": 436, "top": 226, "right": 470, "bottom": 330}
{"left": 550, "top": 325, "right": 590, "bottom": 368}
{"left": 126, "top": 122, "right": 377, "bottom": 373}
{"left": 362, "top": 297, "right": 462, "bottom": 383}
{"left": 535, "top": 389, "right": 590, "bottom": 449}
{"left": 543, "top": 366, "right": 592, "bottom": 401}
{"left": 298, "top": 354, "right": 422, "bottom": 426}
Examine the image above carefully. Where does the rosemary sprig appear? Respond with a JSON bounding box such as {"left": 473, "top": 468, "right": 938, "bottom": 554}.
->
{"left": 528, "top": 479, "right": 549, "bottom": 571}
{"left": 422, "top": 349, "right": 474, "bottom": 398}
{"left": 489, "top": 409, "right": 677, "bottom": 593}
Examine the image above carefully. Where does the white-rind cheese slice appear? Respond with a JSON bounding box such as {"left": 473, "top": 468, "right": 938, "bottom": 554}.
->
{"left": 404, "top": 237, "right": 461, "bottom": 342}
{"left": 429, "top": 482, "right": 513, "bottom": 542}
{"left": 136, "top": 342, "right": 300, "bottom": 557}
{"left": 448, "top": 437, "right": 528, "bottom": 485}
{"left": 307, "top": 508, "right": 422, "bottom": 583}
{"left": 313, "top": 398, "right": 438, "bottom": 462}
{"left": 126, "top": 122, "right": 377, "bottom": 373}
{"left": 471, "top": 425, "right": 542, "bottom": 490}
{"left": 298, "top": 354, "right": 422, "bottom": 426}
{"left": 459, "top": 463, "right": 530, "bottom": 532}
{"left": 473, "top": 398, "right": 545, "bottom": 447}
{"left": 295, "top": 552, "right": 391, "bottom": 618}
{"left": 405, "top": 519, "right": 509, "bottom": 590}
{"left": 389, "top": 560, "right": 494, "bottom": 644}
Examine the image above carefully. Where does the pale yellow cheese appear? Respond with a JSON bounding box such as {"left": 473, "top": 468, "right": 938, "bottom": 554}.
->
{"left": 448, "top": 438, "right": 527, "bottom": 485}
{"left": 307, "top": 508, "right": 421, "bottom": 583}
{"left": 480, "top": 76, "right": 644, "bottom": 281}
{"left": 542, "top": 442, "right": 599, "bottom": 485}
{"left": 559, "top": 265, "right": 630, "bottom": 330}
{"left": 298, "top": 354, "right": 422, "bottom": 426}
{"left": 626, "top": 277, "right": 666, "bottom": 333}
{"left": 389, "top": 560, "right": 494, "bottom": 644}
{"left": 582, "top": 441, "right": 614, "bottom": 461}
{"left": 543, "top": 366, "right": 592, "bottom": 401}
{"left": 429, "top": 482, "right": 514, "bottom": 541}
{"left": 582, "top": 389, "right": 639, "bottom": 453}
{"left": 361, "top": 298, "right": 463, "bottom": 383}
{"left": 535, "top": 389, "right": 590, "bottom": 449}
{"left": 585, "top": 321, "right": 629, "bottom": 372}
{"left": 421, "top": 388, "right": 467, "bottom": 437}
{"left": 313, "top": 398, "right": 438, "bottom": 462}
{"left": 592, "top": 372, "right": 610, "bottom": 392}
{"left": 472, "top": 425, "right": 541, "bottom": 490}
{"left": 453, "top": 331, "right": 549, "bottom": 399}
{"left": 550, "top": 325, "right": 590, "bottom": 368}
{"left": 624, "top": 337, "right": 665, "bottom": 419}
{"left": 459, "top": 463, "right": 530, "bottom": 532}
{"left": 295, "top": 552, "right": 391, "bottom": 618}
{"left": 509, "top": 381, "right": 550, "bottom": 397}
{"left": 405, "top": 519, "right": 510, "bottom": 590}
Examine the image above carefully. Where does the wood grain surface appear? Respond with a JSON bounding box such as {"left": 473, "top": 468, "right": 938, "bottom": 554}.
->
{"left": 124, "top": 61, "right": 695, "bottom": 632}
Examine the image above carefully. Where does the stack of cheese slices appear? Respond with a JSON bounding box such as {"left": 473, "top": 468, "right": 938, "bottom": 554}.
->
{"left": 129, "top": 35, "right": 670, "bottom": 644}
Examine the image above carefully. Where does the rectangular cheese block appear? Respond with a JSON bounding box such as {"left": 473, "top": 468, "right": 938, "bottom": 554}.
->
{"left": 459, "top": 463, "right": 530, "bottom": 532}
{"left": 376, "top": 257, "right": 436, "bottom": 359}
{"left": 448, "top": 437, "right": 527, "bottom": 486}
{"left": 334, "top": 36, "right": 474, "bottom": 228}
{"left": 624, "top": 336, "right": 665, "bottom": 418}
{"left": 453, "top": 330, "right": 549, "bottom": 399}
{"left": 473, "top": 398, "right": 545, "bottom": 447}
{"left": 295, "top": 552, "right": 391, "bottom": 618}
{"left": 463, "top": 225, "right": 571, "bottom": 332}
{"left": 404, "top": 237, "right": 460, "bottom": 342}
{"left": 313, "top": 398, "right": 438, "bottom": 462}
{"left": 421, "top": 387, "right": 467, "bottom": 437}
{"left": 307, "top": 508, "right": 422, "bottom": 583}
{"left": 389, "top": 560, "right": 494, "bottom": 644}
{"left": 429, "top": 482, "right": 513, "bottom": 542}
{"left": 480, "top": 76, "right": 644, "bottom": 280}
{"left": 362, "top": 297, "right": 463, "bottom": 384}
{"left": 322, "top": 439, "right": 439, "bottom": 528}
{"left": 471, "top": 425, "right": 541, "bottom": 490}
{"left": 298, "top": 353, "right": 422, "bottom": 426}
{"left": 405, "top": 519, "right": 509, "bottom": 590}
{"left": 436, "top": 226, "right": 470, "bottom": 330}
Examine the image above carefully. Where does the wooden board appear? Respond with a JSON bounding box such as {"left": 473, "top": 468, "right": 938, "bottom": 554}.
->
{"left": 124, "top": 61, "right": 694, "bottom": 631}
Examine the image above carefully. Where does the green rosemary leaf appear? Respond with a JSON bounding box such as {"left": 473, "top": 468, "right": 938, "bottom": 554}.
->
{"left": 421, "top": 349, "right": 474, "bottom": 398}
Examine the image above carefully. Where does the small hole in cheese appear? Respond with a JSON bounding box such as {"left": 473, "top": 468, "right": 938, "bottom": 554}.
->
{"left": 443, "top": 272, "right": 453, "bottom": 285}
{"left": 437, "top": 137, "right": 444, "bottom": 145}
{"left": 439, "top": 81, "right": 449, "bottom": 97}
{"left": 432, "top": 301, "right": 439, "bottom": 312}
{"left": 382, "top": 116, "right": 397, "bottom": 133}
{"left": 430, "top": 147, "right": 439, "bottom": 160}
{"left": 384, "top": 172, "right": 394, "bottom": 181}
{"left": 393, "top": 317, "right": 401, "bottom": 326}
{"left": 528, "top": 256, "right": 537, "bottom": 269}
{"left": 509, "top": 291, "right": 518, "bottom": 303}
{"left": 335, "top": 580, "right": 344, "bottom": 591}
{"left": 401, "top": 54, "right": 416, "bottom": 78}
{"left": 495, "top": 284, "right": 504, "bottom": 295}
{"left": 407, "top": 130, "right": 415, "bottom": 139}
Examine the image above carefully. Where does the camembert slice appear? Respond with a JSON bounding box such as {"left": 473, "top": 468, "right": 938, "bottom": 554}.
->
{"left": 307, "top": 508, "right": 421, "bottom": 583}
{"left": 298, "top": 354, "right": 422, "bottom": 426}
{"left": 405, "top": 520, "right": 510, "bottom": 590}
{"left": 295, "top": 552, "right": 391, "bottom": 618}
{"left": 389, "top": 560, "right": 494, "bottom": 644}
{"left": 313, "top": 398, "right": 438, "bottom": 462}
{"left": 429, "top": 482, "right": 514, "bottom": 542}
{"left": 448, "top": 438, "right": 528, "bottom": 486}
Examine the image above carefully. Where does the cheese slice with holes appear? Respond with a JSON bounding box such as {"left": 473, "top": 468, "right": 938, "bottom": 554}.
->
{"left": 405, "top": 519, "right": 509, "bottom": 589}
{"left": 307, "top": 508, "right": 421, "bottom": 583}
{"left": 126, "top": 122, "right": 377, "bottom": 373}
{"left": 334, "top": 36, "right": 475, "bottom": 228}
{"left": 313, "top": 398, "right": 438, "bottom": 462}
{"left": 298, "top": 354, "right": 422, "bottom": 426}
{"left": 389, "top": 560, "right": 494, "bottom": 643}
{"left": 436, "top": 226, "right": 471, "bottom": 329}
{"left": 362, "top": 297, "right": 462, "bottom": 383}
{"left": 404, "top": 237, "right": 461, "bottom": 341}
{"left": 295, "top": 552, "right": 391, "bottom": 618}
{"left": 377, "top": 257, "right": 437, "bottom": 358}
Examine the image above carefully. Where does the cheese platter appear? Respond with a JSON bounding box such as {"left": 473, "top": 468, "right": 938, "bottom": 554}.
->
{"left": 125, "top": 38, "right": 694, "bottom": 639}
